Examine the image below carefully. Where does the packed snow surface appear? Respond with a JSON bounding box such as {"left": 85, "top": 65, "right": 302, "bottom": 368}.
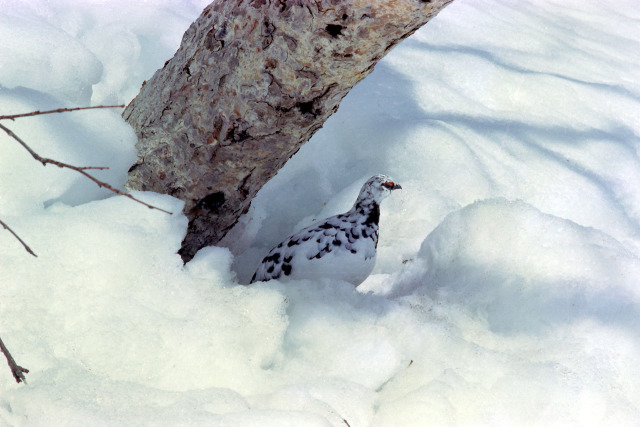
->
{"left": 1, "top": 0, "right": 640, "bottom": 425}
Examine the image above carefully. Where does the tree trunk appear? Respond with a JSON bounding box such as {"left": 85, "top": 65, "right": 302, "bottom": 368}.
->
{"left": 123, "top": 0, "right": 454, "bottom": 262}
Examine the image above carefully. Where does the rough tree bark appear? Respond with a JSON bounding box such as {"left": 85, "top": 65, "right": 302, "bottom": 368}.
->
{"left": 123, "top": 0, "right": 454, "bottom": 262}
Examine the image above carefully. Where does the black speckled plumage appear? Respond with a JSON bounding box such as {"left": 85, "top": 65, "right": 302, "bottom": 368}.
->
{"left": 250, "top": 174, "right": 401, "bottom": 285}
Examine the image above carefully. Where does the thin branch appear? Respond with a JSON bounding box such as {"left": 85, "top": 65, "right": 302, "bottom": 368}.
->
{"left": 0, "top": 105, "right": 125, "bottom": 121}
{"left": 0, "top": 104, "right": 165, "bottom": 385}
{"left": 0, "top": 219, "right": 37, "bottom": 257}
{"left": 0, "top": 122, "right": 173, "bottom": 215}
{"left": 0, "top": 335, "right": 29, "bottom": 384}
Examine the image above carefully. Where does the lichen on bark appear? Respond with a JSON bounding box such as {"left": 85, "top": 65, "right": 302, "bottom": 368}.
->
{"left": 123, "top": 0, "right": 454, "bottom": 262}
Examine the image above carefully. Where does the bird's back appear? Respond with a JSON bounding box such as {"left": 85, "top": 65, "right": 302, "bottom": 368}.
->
{"left": 250, "top": 210, "right": 378, "bottom": 285}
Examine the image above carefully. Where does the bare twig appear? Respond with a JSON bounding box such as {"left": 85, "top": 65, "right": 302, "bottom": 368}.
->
{"left": 0, "top": 105, "right": 169, "bottom": 384}
{"left": 0, "top": 119, "right": 172, "bottom": 215}
{"left": 0, "top": 335, "right": 29, "bottom": 384}
{"left": 0, "top": 219, "right": 37, "bottom": 257}
{"left": 0, "top": 104, "right": 125, "bottom": 121}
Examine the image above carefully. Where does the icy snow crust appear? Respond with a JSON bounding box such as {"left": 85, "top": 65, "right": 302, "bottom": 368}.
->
{"left": 1, "top": 0, "right": 640, "bottom": 425}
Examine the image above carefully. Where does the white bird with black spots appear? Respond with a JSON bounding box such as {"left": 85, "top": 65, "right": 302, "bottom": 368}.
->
{"left": 250, "top": 174, "right": 402, "bottom": 285}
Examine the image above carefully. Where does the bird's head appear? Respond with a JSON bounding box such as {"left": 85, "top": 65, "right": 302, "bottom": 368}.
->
{"left": 355, "top": 174, "right": 402, "bottom": 206}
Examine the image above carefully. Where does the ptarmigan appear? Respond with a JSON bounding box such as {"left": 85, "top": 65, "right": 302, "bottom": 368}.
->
{"left": 250, "top": 174, "right": 402, "bottom": 285}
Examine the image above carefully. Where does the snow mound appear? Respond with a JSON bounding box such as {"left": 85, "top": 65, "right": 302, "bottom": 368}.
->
{"left": 0, "top": 87, "right": 137, "bottom": 215}
{"left": 0, "top": 13, "right": 102, "bottom": 104}
{"left": 391, "top": 198, "right": 640, "bottom": 334}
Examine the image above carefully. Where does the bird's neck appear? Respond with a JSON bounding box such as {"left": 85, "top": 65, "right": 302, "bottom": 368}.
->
{"left": 352, "top": 199, "right": 380, "bottom": 227}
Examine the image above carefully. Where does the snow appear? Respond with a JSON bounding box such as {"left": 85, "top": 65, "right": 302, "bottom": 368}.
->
{"left": 1, "top": 0, "right": 640, "bottom": 425}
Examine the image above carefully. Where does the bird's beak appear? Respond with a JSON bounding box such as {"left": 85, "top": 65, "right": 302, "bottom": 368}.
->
{"left": 393, "top": 183, "right": 402, "bottom": 190}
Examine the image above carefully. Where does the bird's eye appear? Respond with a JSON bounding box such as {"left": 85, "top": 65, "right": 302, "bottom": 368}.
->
{"left": 382, "top": 181, "right": 394, "bottom": 189}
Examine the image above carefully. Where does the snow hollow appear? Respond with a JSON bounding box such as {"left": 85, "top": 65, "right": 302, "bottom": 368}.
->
{"left": 1, "top": 0, "right": 640, "bottom": 425}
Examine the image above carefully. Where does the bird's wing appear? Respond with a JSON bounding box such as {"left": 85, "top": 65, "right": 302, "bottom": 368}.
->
{"left": 297, "top": 214, "right": 360, "bottom": 260}
{"left": 251, "top": 214, "right": 347, "bottom": 282}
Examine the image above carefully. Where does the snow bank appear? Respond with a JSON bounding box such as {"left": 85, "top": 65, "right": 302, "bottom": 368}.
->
{"left": 391, "top": 199, "right": 640, "bottom": 333}
{"left": 0, "top": 0, "right": 206, "bottom": 104}
{"left": 373, "top": 199, "right": 640, "bottom": 424}
{"left": 0, "top": 194, "right": 286, "bottom": 422}
{"left": 0, "top": 13, "right": 101, "bottom": 105}
{"left": 0, "top": 87, "right": 137, "bottom": 214}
